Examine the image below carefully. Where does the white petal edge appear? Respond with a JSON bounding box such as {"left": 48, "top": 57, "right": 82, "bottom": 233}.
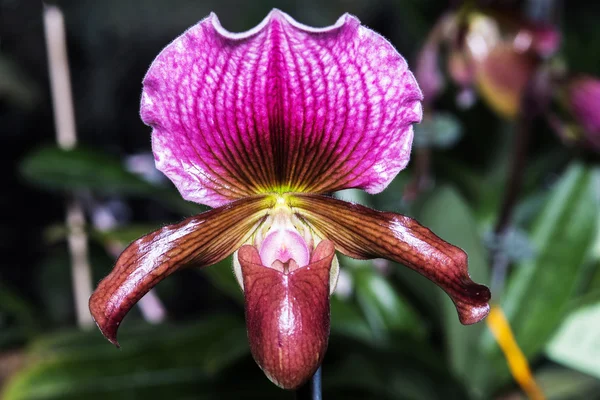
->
{"left": 209, "top": 9, "right": 352, "bottom": 40}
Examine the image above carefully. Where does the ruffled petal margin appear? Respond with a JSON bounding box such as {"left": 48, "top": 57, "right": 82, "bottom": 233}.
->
{"left": 89, "top": 195, "right": 273, "bottom": 345}
{"left": 288, "top": 194, "right": 490, "bottom": 324}
{"left": 142, "top": 10, "right": 422, "bottom": 207}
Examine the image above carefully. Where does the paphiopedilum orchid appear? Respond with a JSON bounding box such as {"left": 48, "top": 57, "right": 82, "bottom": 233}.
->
{"left": 89, "top": 10, "right": 491, "bottom": 390}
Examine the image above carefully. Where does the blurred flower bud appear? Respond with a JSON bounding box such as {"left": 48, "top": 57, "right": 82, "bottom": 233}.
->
{"left": 415, "top": 41, "right": 445, "bottom": 106}
{"left": 557, "top": 76, "right": 600, "bottom": 151}
{"left": 415, "top": 14, "right": 456, "bottom": 106}
{"left": 474, "top": 44, "right": 537, "bottom": 119}
{"left": 449, "top": 9, "right": 560, "bottom": 118}
{"left": 464, "top": 12, "right": 502, "bottom": 62}
{"left": 448, "top": 50, "right": 475, "bottom": 88}
{"left": 527, "top": 24, "right": 561, "bottom": 57}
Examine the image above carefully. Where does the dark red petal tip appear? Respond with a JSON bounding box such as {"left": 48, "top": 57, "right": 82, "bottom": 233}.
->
{"left": 455, "top": 279, "right": 491, "bottom": 324}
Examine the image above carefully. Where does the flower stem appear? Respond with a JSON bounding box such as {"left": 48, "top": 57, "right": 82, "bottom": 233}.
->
{"left": 403, "top": 147, "right": 432, "bottom": 202}
{"left": 493, "top": 120, "right": 531, "bottom": 237}
{"left": 295, "top": 366, "right": 322, "bottom": 400}
{"left": 43, "top": 4, "right": 94, "bottom": 329}
{"left": 490, "top": 69, "right": 545, "bottom": 295}
{"left": 490, "top": 0, "right": 557, "bottom": 296}
{"left": 490, "top": 116, "right": 531, "bottom": 295}
{"left": 488, "top": 63, "right": 551, "bottom": 400}
{"left": 65, "top": 195, "right": 95, "bottom": 329}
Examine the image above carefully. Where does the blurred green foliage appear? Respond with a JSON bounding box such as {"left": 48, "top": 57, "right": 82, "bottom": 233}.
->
{"left": 7, "top": 145, "right": 599, "bottom": 399}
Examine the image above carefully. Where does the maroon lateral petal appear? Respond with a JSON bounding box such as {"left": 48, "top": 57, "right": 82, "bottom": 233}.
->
{"left": 238, "top": 240, "right": 335, "bottom": 389}
{"left": 289, "top": 194, "right": 490, "bottom": 325}
{"left": 89, "top": 195, "right": 273, "bottom": 346}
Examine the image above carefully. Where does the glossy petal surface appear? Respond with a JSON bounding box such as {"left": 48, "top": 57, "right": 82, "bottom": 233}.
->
{"left": 239, "top": 240, "right": 334, "bottom": 389}
{"left": 89, "top": 195, "right": 273, "bottom": 345}
{"left": 289, "top": 194, "right": 490, "bottom": 324}
{"left": 142, "top": 10, "right": 422, "bottom": 207}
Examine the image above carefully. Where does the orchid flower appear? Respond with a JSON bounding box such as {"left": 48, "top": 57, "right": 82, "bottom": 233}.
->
{"left": 89, "top": 10, "right": 491, "bottom": 390}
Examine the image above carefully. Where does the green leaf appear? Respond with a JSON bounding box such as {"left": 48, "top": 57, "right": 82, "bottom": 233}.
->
{"left": 329, "top": 295, "right": 373, "bottom": 344}
{"left": 565, "top": 260, "right": 600, "bottom": 313}
{"left": 418, "top": 186, "right": 490, "bottom": 384}
{"left": 413, "top": 112, "right": 463, "bottom": 149}
{"left": 35, "top": 247, "right": 114, "bottom": 326}
{"left": 20, "top": 147, "right": 157, "bottom": 195}
{"left": 547, "top": 302, "right": 600, "bottom": 380}
{"left": 199, "top": 257, "right": 244, "bottom": 304}
{"left": 154, "top": 191, "right": 208, "bottom": 216}
{"left": 350, "top": 258, "right": 425, "bottom": 340}
{"left": 498, "top": 164, "right": 598, "bottom": 352}
{"left": 566, "top": 211, "right": 600, "bottom": 309}
{"left": 93, "top": 225, "right": 161, "bottom": 246}
{"left": 435, "top": 155, "right": 487, "bottom": 204}
{"left": 479, "top": 163, "right": 599, "bottom": 391}
{"left": 0, "top": 54, "right": 40, "bottom": 109}
{"left": 533, "top": 367, "right": 600, "bottom": 400}
{"left": 19, "top": 146, "right": 207, "bottom": 216}
{"left": 325, "top": 335, "right": 468, "bottom": 400}
{"left": 2, "top": 316, "right": 250, "bottom": 400}
{"left": 0, "top": 284, "right": 38, "bottom": 347}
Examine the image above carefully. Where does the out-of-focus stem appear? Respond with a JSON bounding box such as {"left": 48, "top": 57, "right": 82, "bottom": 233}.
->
{"left": 489, "top": 69, "right": 551, "bottom": 400}
{"left": 490, "top": 114, "right": 531, "bottom": 295}
{"left": 43, "top": 5, "right": 76, "bottom": 149}
{"left": 44, "top": 4, "right": 94, "bottom": 329}
{"left": 490, "top": 71, "right": 542, "bottom": 295}
{"left": 403, "top": 147, "right": 432, "bottom": 202}
{"left": 295, "top": 366, "right": 322, "bottom": 400}
{"left": 493, "top": 116, "right": 532, "bottom": 237}
{"left": 491, "top": 0, "right": 562, "bottom": 294}
{"left": 65, "top": 197, "right": 95, "bottom": 328}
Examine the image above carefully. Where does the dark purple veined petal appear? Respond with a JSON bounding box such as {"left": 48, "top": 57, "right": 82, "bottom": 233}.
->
{"left": 89, "top": 195, "right": 274, "bottom": 346}
{"left": 289, "top": 194, "right": 490, "bottom": 325}
{"left": 142, "top": 9, "right": 422, "bottom": 207}
{"left": 238, "top": 240, "right": 334, "bottom": 389}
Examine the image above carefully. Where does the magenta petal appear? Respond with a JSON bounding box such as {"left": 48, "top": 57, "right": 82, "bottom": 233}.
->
{"left": 142, "top": 9, "right": 422, "bottom": 207}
